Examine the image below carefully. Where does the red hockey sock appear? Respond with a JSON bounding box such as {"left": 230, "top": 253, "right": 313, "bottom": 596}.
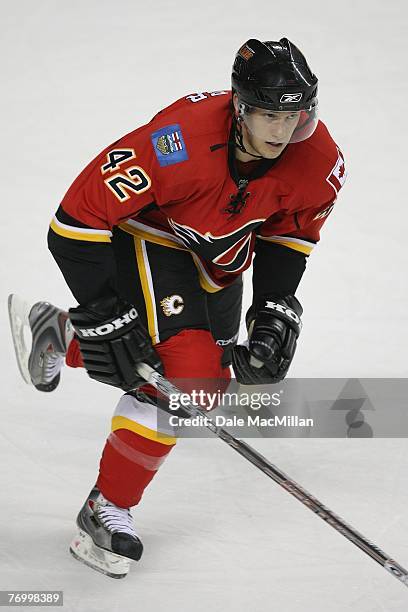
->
{"left": 95, "top": 330, "right": 230, "bottom": 508}
{"left": 65, "top": 337, "right": 84, "bottom": 368}
{"left": 97, "top": 428, "right": 175, "bottom": 508}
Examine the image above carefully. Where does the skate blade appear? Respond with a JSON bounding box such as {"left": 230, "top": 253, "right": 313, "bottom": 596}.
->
{"left": 7, "top": 294, "right": 32, "bottom": 384}
{"left": 69, "top": 529, "right": 130, "bottom": 579}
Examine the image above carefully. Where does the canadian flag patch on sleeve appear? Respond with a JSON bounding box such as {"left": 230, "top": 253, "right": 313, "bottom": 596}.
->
{"left": 326, "top": 148, "right": 347, "bottom": 195}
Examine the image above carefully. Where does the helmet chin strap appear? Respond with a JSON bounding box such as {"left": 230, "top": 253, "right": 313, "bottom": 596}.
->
{"left": 233, "top": 115, "right": 265, "bottom": 160}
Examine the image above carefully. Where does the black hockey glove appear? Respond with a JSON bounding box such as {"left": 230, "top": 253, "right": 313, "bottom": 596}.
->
{"left": 69, "top": 295, "right": 163, "bottom": 391}
{"left": 232, "top": 295, "right": 302, "bottom": 385}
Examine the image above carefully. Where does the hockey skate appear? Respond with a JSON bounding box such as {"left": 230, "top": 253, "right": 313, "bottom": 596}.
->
{"left": 70, "top": 487, "right": 143, "bottom": 579}
{"left": 8, "top": 294, "right": 72, "bottom": 392}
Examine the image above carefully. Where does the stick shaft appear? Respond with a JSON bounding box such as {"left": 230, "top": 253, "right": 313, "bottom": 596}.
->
{"left": 137, "top": 364, "right": 408, "bottom": 587}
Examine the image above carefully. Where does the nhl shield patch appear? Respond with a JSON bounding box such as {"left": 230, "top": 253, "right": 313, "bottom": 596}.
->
{"left": 151, "top": 124, "right": 188, "bottom": 167}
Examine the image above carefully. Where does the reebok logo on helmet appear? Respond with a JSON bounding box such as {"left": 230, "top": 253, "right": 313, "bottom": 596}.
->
{"left": 279, "top": 92, "right": 303, "bottom": 103}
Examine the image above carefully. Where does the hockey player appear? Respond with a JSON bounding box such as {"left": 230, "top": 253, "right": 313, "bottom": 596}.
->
{"left": 8, "top": 38, "right": 346, "bottom": 577}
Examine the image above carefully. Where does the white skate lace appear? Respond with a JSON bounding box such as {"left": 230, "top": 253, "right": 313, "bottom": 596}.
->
{"left": 96, "top": 502, "right": 138, "bottom": 538}
{"left": 43, "top": 353, "right": 64, "bottom": 382}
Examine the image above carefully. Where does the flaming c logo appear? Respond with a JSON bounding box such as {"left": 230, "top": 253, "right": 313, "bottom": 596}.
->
{"left": 160, "top": 295, "right": 184, "bottom": 317}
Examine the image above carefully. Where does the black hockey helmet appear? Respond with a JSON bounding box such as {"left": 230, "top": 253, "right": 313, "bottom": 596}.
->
{"left": 231, "top": 38, "right": 319, "bottom": 145}
{"left": 231, "top": 38, "right": 318, "bottom": 112}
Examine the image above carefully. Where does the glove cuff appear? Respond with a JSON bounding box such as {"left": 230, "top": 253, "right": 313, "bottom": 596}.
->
{"left": 69, "top": 300, "right": 139, "bottom": 341}
{"left": 246, "top": 294, "right": 303, "bottom": 336}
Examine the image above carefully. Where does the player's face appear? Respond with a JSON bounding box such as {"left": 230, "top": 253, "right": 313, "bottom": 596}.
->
{"left": 241, "top": 107, "right": 301, "bottom": 159}
{"left": 233, "top": 94, "right": 301, "bottom": 159}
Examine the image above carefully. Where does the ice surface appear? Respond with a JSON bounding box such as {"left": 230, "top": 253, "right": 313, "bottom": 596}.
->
{"left": 1, "top": 1, "right": 408, "bottom": 610}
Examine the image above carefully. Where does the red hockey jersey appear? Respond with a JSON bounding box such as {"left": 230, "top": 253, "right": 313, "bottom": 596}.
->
{"left": 50, "top": 90, "right": 346, "bottom": 293}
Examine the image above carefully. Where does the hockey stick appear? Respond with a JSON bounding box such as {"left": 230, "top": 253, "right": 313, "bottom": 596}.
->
{"left": 137, "top": 363, "right": 408, "bottom": 587}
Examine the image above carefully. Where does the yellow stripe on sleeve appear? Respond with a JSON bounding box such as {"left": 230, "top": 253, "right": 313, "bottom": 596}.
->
{"left": 258, "top": 236, "right": 314, "bottom": 255}
{"left": 50, "top": 218, "right": 111, "bottom": 243}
